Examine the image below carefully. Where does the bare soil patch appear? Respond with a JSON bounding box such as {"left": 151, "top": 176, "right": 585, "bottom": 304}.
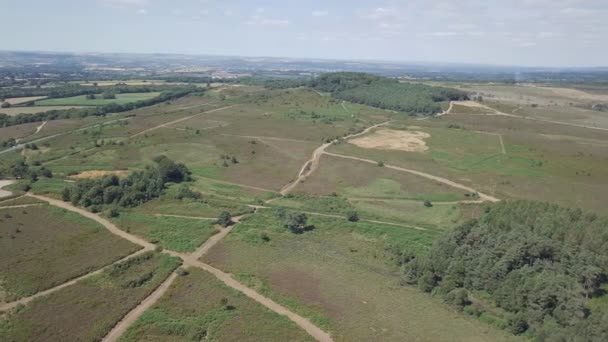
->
{"left": 349, "top": 129, "right": 430, "bottom": 152}
{"left": 69, "top": 170, "right": 129, "bottom": 179}
{"left": 5, "top": 96, "right": 47, "bottom": 105}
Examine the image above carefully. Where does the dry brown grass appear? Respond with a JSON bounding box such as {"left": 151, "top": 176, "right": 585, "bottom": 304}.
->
{"left": 68, "top": 170, "right": 129, "bottom": 179}
{"left": 349, "top": 129, "right": 430, "bottom": 152}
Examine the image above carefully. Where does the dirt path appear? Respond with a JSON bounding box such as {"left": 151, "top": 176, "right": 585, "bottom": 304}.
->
{"left": 27, "top": 194, "right": 156, "bottom": 249}
{"left": 0, "top": 203, "right": 44, "bottom": 210}
{"left": 347, "top": 197, "right": 485, "bottom": 205}
{"left": 452, "top": 101, "right": 608, "bottom": 132}
{"left": 417, "top": 101, "right": 454, "bottom": 121}
{"left": 0, "top": 117, "right": 133, "bottom": 156}
{"left": 323, "top": 152, "right": 500, "bottom": 203}
{"left": 154, "top": 214, "right": 216, "bottom": 220}
{"left": 279, "top": 121, "right": 391, "bottom": 195}
{"left": 190, "top": 215, "right": 243, "bottom": 260}
{"left": 130, "top": 104, "right": 240, "bottom": 138}
{"left": 30, "top": 194, "right": 331, "bottom": 341}
{"left": 161, "top": 251, "right": 334, "bottom": 342}
{"left": 0, "top": 249, "right": 149, "bottom": 313}
{"left": 101, "top": 272, "right": 179, "bottom": 342}
{"left": 0, "top": 180, "right": 15, "bottom": 199}
{"left": 192, "top": 175, "right": 278, "bottom": 193}
{"left": 220, "top": 133, "right": 311, "bottom": 143}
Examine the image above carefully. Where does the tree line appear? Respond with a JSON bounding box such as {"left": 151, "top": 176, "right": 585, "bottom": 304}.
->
{"left": 0, "top": 86, "right": 198, "bottom": 128}
{"left": 311, "top": 72, "right": 468, "bottom": 115}
{"left": 61, "top": 155, "right": 191, "bottom": 214}
{"left": 397, "top": 200, "right": 608, "bottom": 340}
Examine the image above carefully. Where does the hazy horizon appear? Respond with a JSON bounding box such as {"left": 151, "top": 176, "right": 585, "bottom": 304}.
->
{"left": 2, "top": 0, "right": 607, "bottom": 68}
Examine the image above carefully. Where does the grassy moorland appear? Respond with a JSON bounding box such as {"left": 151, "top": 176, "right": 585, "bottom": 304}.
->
{"left": 119, "top": 269, "right": 314, "bottom": 342}
{"left": 0, "top": 252, "right": 180, "bottom": 342}
{"left": 202, "top": 210, "right": 517, "bottom": 341}
{"left": 0, "top": 205, "right": 139, "bottom": 301}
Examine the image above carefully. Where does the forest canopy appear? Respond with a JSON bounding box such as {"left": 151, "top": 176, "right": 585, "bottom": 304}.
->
{"left": 399, "top": 200, "right": 608, "bottom": 340}
{"left": 311, "top": 72, "right": 468, "bottom": 115}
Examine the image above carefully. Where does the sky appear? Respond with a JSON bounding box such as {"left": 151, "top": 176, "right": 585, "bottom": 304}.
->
{"left": 2, "top": 0, "right": 608, "bottom": 67}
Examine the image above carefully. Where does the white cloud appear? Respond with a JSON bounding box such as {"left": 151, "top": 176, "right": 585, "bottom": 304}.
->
{"left": 136, "top": 8, "right": 147, "bottom": 15}
{"left": 312, "top": 10, "right": 329, "bottom": 17}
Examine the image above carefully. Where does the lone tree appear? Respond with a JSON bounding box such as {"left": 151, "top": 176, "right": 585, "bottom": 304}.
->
{"left": 217, "top": 211, "right": 233, "bottom": 227}
{"left": 1, "top": 101, "right": 11, "bottom": 108}
{"left": 285, "top": 212, "right": 308, "bottom": 234}
{"left": 424, "top": 200, "right": 433, "bottom": 207}
{"left": 346, "top": 210, "right": 359, "bottom": 222}
{"left": 86, "top": 94, "right": 96, "bottom": 100}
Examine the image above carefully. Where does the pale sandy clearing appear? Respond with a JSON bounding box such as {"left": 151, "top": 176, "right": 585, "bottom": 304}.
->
{"left": 451, "top": 100, "right": 491, "bottom": 109}
{"left": 532, "top": 86, "right": 608, "bottom": 102}
{"left": 4, "top": 96, "right": 48, "bottom": 105}
{"left": 69, "top": 170, "right": 129, "bottom": 179}
{"left": 0, "top": 180, "right": 15, "bottom": 199}
{"left": 349, "top": 129, "right": 430, "bottom": 152}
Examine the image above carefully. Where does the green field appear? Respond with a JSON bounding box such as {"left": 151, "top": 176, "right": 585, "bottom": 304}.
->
{"left": 34, "top": 92, "right": 161, "bottom": 106}
{"left": 201, "top": 211, "right": 516, "bottom": 341}
{"left": 111, "top": 212, "right": 219, "bottom": 252}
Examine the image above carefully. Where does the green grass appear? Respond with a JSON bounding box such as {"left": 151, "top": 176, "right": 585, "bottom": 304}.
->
{"left": 34, "top": 92, "right": 161, "bottom": 106}
{"left": 0, "top": 252, "right": 180, "bottom": 342}
{"left": 112, "top": 212, "right": 219, "bottom": 252}
{"left": 202, "top": 210, "right": 517, "bottom": 341}
{"left": 119, "top": 268, "right": 313, "bottom": 342}
{"left": 0, "top": 206, "right": 140, "bottom": 301}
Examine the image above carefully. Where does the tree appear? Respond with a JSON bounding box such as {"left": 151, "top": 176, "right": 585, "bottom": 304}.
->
{"left": 1, "top": 101, "right": 10, "bottom": 108}
{"left": 424, "top": 200, "right": 433, "bottom": 207}
{"left": 217, "top": 211, "right": 233, "bottom": 227}
{"left": 285, "top": 212, "right": 308, "bottom": 233}
{"left": 86, "top": 93, "right": 96, "bottom": 100}
{"left": 219, "top": 94, "right": 226, "bottom": 101}
{"left": 346, "top": 210, "right": 359, "bottom": 222}
{"left": 102, "top": 91, "right": 116, "bottom": 99}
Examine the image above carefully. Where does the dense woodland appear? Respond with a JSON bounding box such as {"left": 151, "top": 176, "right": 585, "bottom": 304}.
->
{"left": 62, "top": 156, "right": 191, "bottom": 213}
{"left": 399, "top": 201, "right": 608, "bottom": 340}
{"left": 0, "top": 86, "right": 198, "bottom": 128}
{"left": 311, "top": 72, "right": 469, "bottom": 115}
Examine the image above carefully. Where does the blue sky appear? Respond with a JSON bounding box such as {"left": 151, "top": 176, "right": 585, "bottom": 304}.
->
{"left": 2, "top": 0, "right": 607, "bottom": 67}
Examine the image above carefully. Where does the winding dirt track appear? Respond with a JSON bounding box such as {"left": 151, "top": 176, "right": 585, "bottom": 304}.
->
{"left": 101, "top": 273, "right": 179, "bottom": 342}
{"left": 323, "top": 152, "right": 500, "bottom": 203}
{"left": 24, "top": 194, "right": 332, "bottom": 342}
{"left": 279, "top": 121, "right": 391, "bottom": 195}
{"left": 130, "top": 104, "right": 240, "bottom": 138}
{"left": 0, "top": 180, "right": 16, "bottom": 199}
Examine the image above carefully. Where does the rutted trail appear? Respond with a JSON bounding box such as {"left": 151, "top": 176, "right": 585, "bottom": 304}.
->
{"left": 323, "top": 152, "right": 500, "bottom": 202}
{"left": 280, "top": 121, "right": 391, "bottom": 195}
{"left": 130, "top": 104, "right": 240, "bottom": 137}
{"left": 25, "top": 194, "right": 332, "bottom": 342}
{"left": 101, "top": 273, "right": 179, "bottom": 342}
{"left": 27, "top": 194, "right": 156, "bottom": 249}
